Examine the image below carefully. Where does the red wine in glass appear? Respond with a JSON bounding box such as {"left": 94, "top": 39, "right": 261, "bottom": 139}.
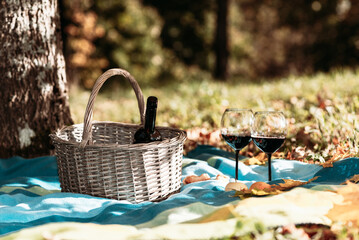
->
{"left": 222, "top": 134, "right": 252, "bottom": 151}
{"left": 252, "top": 137, "right": 285, "bottom": 154}
{"left": 251, "top": 111, "right": 287, "bottom": 181}
{"left": 221, "top": 109, "right": 253, "bottom": 181}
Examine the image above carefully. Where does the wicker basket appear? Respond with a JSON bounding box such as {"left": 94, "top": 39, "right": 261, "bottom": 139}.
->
{"left": 50, "top": 68, "right": 186, "bottom": 203}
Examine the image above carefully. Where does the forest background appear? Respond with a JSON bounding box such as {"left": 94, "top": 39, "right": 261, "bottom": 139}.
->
{"left": 62, "top": 0, "right": 359, "bottom": 163}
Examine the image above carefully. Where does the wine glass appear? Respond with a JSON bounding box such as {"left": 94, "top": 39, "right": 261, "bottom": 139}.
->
{"left": 221, "top": 109, "right": 253, "bottom": 181}
{"left": 251, "top": 111, "right": 287, "bottom": 181}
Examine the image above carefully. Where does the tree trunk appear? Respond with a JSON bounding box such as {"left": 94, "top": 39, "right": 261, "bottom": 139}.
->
{"left": 214, "top": 0, "right": 229, "bottom": 80}
{"left": 0, "top": 0, "right": 73, "bottom": 158}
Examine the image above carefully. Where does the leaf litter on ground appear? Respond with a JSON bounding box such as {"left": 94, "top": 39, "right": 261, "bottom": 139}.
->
{"left": 233, "top": 176, "right": 319, "bottom": 199}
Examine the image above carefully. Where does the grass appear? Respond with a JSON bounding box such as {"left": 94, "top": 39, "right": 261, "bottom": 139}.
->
{"left": 68, "top": 68, "right": 359, "bottom": 162}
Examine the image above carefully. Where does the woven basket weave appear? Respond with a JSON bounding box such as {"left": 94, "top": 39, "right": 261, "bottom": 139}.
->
{"left": 50, "top": 68, "right": 186, "bottom": 203}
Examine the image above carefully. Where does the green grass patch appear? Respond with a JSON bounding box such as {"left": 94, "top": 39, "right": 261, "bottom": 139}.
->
{"left": 69, "top": 68, "right": 359, "bottom": 161}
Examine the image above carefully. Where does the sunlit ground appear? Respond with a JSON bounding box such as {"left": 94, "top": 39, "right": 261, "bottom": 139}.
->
{"left": 69, "top": 68, "right": 359, "bottom": 162}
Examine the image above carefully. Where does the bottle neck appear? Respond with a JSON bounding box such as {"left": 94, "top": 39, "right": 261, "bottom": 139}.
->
{"left": 144, "top": 106, "right": 157, "bottom": 133}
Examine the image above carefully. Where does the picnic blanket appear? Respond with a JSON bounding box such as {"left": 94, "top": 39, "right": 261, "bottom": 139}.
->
{"left": 1, "top": 145, "right": 359, "bottom": 239}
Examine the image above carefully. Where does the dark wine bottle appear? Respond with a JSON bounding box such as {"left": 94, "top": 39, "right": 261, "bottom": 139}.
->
{"left": 133, "top": 96, "right": 162, "bottom": 144}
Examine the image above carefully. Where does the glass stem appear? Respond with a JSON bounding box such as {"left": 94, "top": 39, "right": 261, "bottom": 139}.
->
{"left": 235, "top": 150, "right": 239, "bottom": 181}
{"left": 267, "top": 153, "right": 272, "bottom": 181}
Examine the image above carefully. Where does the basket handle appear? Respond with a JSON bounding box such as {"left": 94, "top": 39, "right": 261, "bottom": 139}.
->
{"left": 80, "top": 68, "right": 145, "bottom": 147}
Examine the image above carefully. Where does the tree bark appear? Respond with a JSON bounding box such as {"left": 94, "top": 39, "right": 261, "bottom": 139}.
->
{"left": 0, "top": 0, "right": 73, "bottom": 158}
{"left": 214, "top": 0, "right": 229, "bottom": 80}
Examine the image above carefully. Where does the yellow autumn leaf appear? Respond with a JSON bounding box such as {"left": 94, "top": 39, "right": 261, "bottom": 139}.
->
{"left": 250, "top": 188, "right": 282, "bottom": 196}
{"left": 276, "top": 177, "right": 319, "bottom": 191}
{"left": 234, "top": 185, "right": 282, "bottom": 199}
{"left": 347, "top": 174, "right": 359, "bottom": 184}
{"left": 243, "top": 157, "right": 265, "bottom": 166}
{"left": 233, "top": 177, "right": 319, "bottom": 199}
{"left": 320, "top": 161, "right": 334, "bottom": 168}
{"left": 327, "top": 182, "right": 359, "bottom": 225}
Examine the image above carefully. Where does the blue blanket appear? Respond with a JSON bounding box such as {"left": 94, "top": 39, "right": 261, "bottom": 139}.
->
{"left": 1, "top": 145, "right": 358, "bottom": 237}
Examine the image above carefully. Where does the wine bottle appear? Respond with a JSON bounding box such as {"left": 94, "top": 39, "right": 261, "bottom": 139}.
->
{"left": 133, "top": 96, "right": 162, "bottom": 143}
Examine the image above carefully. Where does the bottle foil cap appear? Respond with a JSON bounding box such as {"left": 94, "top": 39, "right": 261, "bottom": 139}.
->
{"left": 147, "top": 96, "right": 158, "bottom": 108}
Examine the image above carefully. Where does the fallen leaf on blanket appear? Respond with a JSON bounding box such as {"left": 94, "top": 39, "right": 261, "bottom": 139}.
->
{"left": 320, "top": 161, "right": 333, "bottom": 168}
{"left": 216, "top": 174, "right": 230, "bottom": 182}
{"left": 233, "top": 187, "right": 282, "bottom": 199}
{"left": 183, "top": 173, "right": 210, "bottom": 185}
{"left": 346, "top": 174, "right": 359, "bottom": 184}
{"left": 248, "top": 182, "right": 284, "bottom": 196}
{"left": 233, "top": 177, "right": 319, "bottom": 199}
{"left": 250, "top": 188, "right": 282, "bottom": 196}
{"left": 275, "top": 176, "right": 319, "bottom": 191}
{"left": 234, "top": 182, "right": 282, "bottom": 198}
{"left": 327, "top": 182, "right": 359, "bottom": 226}
{"left": 249, "top": 181, "right": 272, "bottom": 191}
{"left": 225, "top": 182, "right": 248, "bottom": 192}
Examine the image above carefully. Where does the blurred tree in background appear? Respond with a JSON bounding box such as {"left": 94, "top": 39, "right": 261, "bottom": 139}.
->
{"left": 60, "top": 0, "right": 107, "bottom": 88}
{"left": 61, "top": 0, "right": 208, "bottom": 89}
{"left": 238, "top": 0, "right": 359, "bottom": 78}
{"left": 214, "top": 0, "right": 230, "bottom": 80}
{"left": 143, "top": 0, "right": 215, "bottom": 70}
{"left": 61, "top": 0, "right": 359, "bottom": 88}
{"left": 143, "top": 0, "right": 230, "bottom": 79}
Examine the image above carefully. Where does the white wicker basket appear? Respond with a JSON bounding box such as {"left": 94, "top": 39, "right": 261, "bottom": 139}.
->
{"left": 50, "top": 68, "right": 186, "bottom": 203}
